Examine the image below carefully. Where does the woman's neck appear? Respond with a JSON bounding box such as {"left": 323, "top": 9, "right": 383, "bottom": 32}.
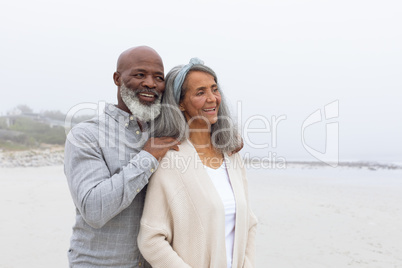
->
{"left": 188, "top": 130, "right": 212, "bottom": 150}
{"left": 188, "top": 125, "right": 224, "bottom": 169}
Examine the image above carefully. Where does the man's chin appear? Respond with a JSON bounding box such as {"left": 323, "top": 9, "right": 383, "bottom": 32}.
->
{"left": 120, "top": 84, "right": 161, "bottom": 122}
{"left": 138, "top": 99, "right": 156, "bottom": 107}
{"left": 124, "top": 97, "right": 161, "bottom": 122}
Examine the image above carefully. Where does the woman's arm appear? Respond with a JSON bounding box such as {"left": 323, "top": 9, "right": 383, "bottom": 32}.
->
{"left": 243, "top": 206, "right": 258, "bottom": 267}
{"left": 238, "top": 154, "right": 258, "bottom": 268}
{"left": 137, "top": 161, "right": 191, "bottom": 268}
{"left": 138, "top": 222, "right": 191, "bottom": 268}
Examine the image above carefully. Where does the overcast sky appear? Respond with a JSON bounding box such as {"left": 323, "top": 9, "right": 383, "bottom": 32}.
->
{"left": 1, "top": 0, "right": 401, "bottom": 162}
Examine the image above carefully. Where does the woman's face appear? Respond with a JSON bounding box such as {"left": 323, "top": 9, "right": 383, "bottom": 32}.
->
{"left": 180, "top": 71, "right": 221, "bottom": 127}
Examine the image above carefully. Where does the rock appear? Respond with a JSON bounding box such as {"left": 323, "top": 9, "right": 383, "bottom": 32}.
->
{"left": 0, "top": 148, "right": 64, "bottom": 168}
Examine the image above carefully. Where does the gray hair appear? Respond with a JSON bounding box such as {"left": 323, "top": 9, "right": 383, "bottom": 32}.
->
{"left": 151, "top": 63, "right": 241, "bottom": 154}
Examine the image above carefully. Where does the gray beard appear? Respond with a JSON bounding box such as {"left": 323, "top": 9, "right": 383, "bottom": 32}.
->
{"left": 120, "top": 83, "right": 161, "bottom": 122}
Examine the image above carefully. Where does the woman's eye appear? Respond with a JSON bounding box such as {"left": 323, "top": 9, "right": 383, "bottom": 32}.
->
{"left": 213, "top": 88, "right": 219, "bottom": 92}
{"left": 196, "top": 91, "right": 204, "bottom": 96}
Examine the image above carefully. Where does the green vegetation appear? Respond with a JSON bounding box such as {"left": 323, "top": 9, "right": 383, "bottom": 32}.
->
{"left": 0, "top": 117, "right": 66, "bottom": 151}
{"left": 0, "top": 140, "right": 32, "bottom": 151}
{"left": 0, "top": 105, "right": 94, "bottom": 151}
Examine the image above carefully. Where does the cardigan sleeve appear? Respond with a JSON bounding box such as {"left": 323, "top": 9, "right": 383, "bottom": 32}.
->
{"left": 239, "top": 154, "right": 258, "bottom": 268}
{"left": 138, "top": 223, "right": 191, "bottom": 268}
{"left": 244, "top": 199, "right": 258, "bottom": 267}
{"left": 137, "top": 160, "right": 192, "bottom": 268}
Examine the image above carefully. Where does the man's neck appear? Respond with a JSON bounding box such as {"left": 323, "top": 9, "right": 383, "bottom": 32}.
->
{"left": 136, "top": 120, "right": 147, "bottom": 132}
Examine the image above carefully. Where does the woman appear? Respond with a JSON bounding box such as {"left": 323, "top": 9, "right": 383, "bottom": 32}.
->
{"left": 138, "top": 58, "right": 257, "bottom": 268}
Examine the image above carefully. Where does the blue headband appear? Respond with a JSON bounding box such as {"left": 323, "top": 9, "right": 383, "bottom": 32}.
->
{"left": 173, "top": 57, "right": 204, "bottom": 103}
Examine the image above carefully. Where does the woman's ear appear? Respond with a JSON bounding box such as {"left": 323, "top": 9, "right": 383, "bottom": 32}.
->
{"left": 179, "top": 102, "right": 185, "bottom": 111}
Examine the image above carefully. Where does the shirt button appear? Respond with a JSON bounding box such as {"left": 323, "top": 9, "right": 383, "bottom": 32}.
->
{"left": 150, "top": 168, "right": 154, "bottom": 173}
{"left": 138, "top": 262, "right": 142, "bottom": 266}
{"left": 130, "top": 116, "right": 134, "bottom": 120}
{"left": 136, "top": 130, "right": 140, "bottom": 134}
{"left": 125, "top": 123, "right": 129, "bottom": 128}
{"left": 137, "top": 189, "right": 140, "bottom": 193}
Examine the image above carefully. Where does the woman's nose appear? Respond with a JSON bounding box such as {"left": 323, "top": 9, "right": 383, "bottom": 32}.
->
{"left": 206, "top": 91, "right": 216, "bottom": 102}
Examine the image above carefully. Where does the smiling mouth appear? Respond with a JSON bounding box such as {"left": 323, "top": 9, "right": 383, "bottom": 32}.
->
{"left": 203, "top": 107, "right": 216, "bottom": 112}
{"left": 136, "top": 92, "right": 159, "bottom": 106}
{"left": 138, "top": 93, "right": 157, "bottom": 98}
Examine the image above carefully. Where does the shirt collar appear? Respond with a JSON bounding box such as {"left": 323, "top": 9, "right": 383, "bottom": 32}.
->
{"left": 104, "top": 103, "right": 130, "bottom": 120}
{"left": 104, "top": 103, "right": 149, "bottom": 130}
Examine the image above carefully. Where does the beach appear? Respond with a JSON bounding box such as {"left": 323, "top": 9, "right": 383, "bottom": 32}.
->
{"left": 0, "top": 165, "right": 401, "bottom": 267}
{"left": 248, "top": 168, "right": 402, "bottom": 267}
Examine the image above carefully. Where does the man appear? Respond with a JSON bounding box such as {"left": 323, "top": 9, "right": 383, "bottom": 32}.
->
{"left": 64, "top": 46, "right": 179, "bottom": 267}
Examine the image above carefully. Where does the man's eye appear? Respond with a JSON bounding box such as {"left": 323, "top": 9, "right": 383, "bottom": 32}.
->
{"left": 134, "top": 73, "right": 144, "bottom": 78}
{"left": 156, "top": 76, "right": 164, "bottom": 82}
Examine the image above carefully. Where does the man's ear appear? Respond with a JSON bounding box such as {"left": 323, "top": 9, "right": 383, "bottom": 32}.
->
{"left": 179, "top": 103, "right": 185, "bottom": 111}
{"left": 113, "top": 72, "right": 121, "bottom": 86}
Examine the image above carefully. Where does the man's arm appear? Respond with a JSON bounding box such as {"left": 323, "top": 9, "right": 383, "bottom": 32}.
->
{"left": 64, "top": 126, "right": 158, "bottom": 229}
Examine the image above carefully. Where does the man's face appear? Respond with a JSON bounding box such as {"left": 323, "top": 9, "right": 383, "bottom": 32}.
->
{"left": 119, "top": 53, "right": 165, "bottom": 106}
{"left": 115, "top": 49, "right": 165, "bottom": 121}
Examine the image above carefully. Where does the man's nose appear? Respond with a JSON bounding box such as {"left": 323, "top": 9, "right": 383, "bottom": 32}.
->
{"left": 142, "top": 75, "right": 156, "bottom": 88}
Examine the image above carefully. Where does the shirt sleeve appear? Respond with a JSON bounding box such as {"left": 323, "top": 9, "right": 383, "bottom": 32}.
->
{"left": 64, "top": 125, "right": 158, "bottom": 229}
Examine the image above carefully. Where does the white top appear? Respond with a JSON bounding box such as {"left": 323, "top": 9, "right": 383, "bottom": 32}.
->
{"left": 204, "top": 162, "right": 236, "bottom": 268}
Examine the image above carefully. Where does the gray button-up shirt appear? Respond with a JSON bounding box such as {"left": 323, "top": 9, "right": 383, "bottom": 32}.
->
{"left": 64, "top": 103, "right": 158, "bottom": 267}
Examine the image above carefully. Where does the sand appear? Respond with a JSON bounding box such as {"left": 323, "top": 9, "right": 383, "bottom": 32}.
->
{"left": 0, "top": 166, "right": 74, "bottom": 268}
{"left": 0, "top": 166, "right": 401, "bottom": 267}
{"left": 248, "top": 168, "right": 402, "bottom": 267}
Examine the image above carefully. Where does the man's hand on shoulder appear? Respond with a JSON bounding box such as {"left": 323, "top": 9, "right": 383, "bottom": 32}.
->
{"left": 143, "top": 137, "right": 181, "bottom": 161}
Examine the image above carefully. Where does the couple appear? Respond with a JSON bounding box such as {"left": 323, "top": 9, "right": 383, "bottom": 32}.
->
{"left": 64, "top": 46, "right": 257, "bottom": 268}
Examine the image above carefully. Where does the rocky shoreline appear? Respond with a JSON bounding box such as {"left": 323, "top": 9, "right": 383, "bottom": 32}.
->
{"left": 0, "top": 148, "right": 64, "bottom": 168}
{"left": 1, "top": 148, "right": 401, "bottom": 170}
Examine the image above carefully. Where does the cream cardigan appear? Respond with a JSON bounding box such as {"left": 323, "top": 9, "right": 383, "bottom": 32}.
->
{"left": 138, "top": 140, "right": 257, "bottom": 268}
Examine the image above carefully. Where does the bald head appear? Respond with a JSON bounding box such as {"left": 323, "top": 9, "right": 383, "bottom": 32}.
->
{"left": 116, "top": 46, "right": 163, "bottom": 74}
